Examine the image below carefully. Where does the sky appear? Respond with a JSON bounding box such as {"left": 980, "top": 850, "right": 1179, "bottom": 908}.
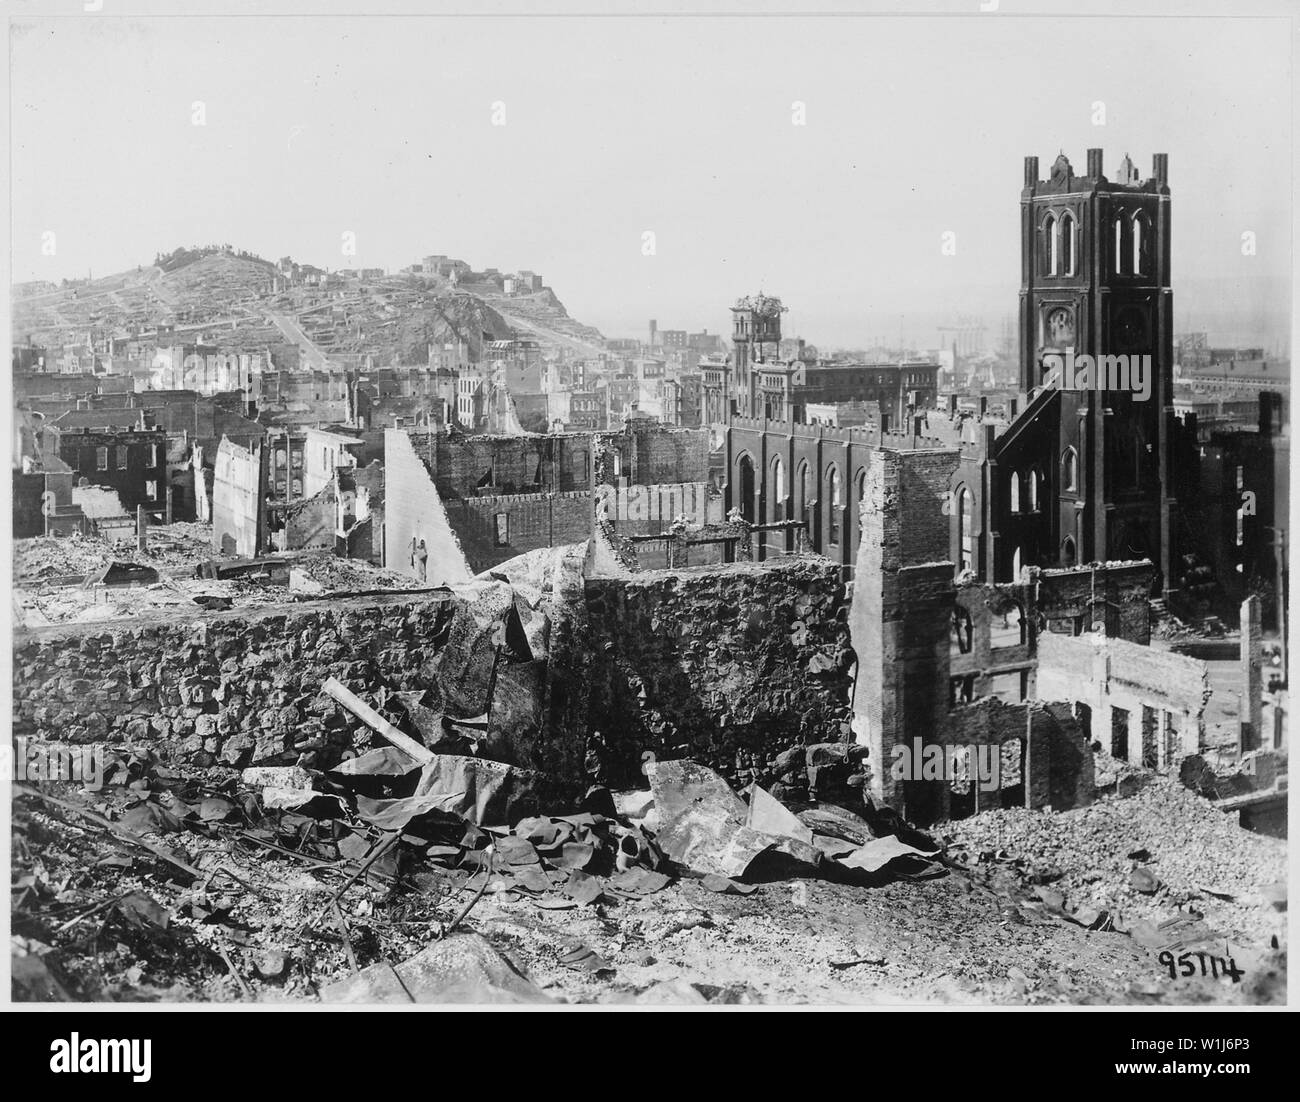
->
{"left": 8, "top": 11, "right": 1293, "bottom": 350}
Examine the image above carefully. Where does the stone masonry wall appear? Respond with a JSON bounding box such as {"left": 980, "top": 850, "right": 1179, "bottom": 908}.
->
{"left": 12, "top": 594, "right": 455, "bottom": 771}
{"left": 583, "top": 558, "right": 855, "bottom": 790}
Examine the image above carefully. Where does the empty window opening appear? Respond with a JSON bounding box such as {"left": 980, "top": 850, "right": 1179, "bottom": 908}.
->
{"left": 1111, "top": 705, "right": 1131, "bottom": 761}
{"left": 1141, "top": 705, "right": 1159, "bottom": 769}
{"left": 827, "top": 466, "right": 842, "bottom": 545}
{"left": 989, "top": 602, "right": 1024, "bottom": 649}
{"left": 1062, "top": 447, "right": 1078, "bottom": 492}
{"left": 951, "top": 607, "right": 974, "bottom": 655}
{"left": 988, "top": 671, "right": 1025, "bottom": 704}
{"left": 999, "top": 739, "right": 1025, "bottom": 807}
{"left": 1061, "top": 212, "right": 1076, "bottom": 275}
{"left": 957, "top": 487, "right": 973, "bottom": 572}
{"left": 948, "top": 675, "right": 976, "bottom": 707}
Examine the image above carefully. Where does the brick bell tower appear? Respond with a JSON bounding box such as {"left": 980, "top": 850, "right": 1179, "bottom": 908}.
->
{"left": 730, "top": 293, "right": 784, "bottom": 419}
{"left": 1016, "top": 148, "right": 1176, "bottom": 594}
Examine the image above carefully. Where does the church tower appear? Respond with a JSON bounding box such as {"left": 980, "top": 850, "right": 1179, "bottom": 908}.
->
{"left": 1014, "top": 149, "right": 1176, "bottom": 592}
{"left": 730, "top": 293, "right": 784, "bottom": 418}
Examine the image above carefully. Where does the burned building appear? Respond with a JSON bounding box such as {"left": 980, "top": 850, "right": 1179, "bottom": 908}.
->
{"left": 48, "top": 420, "right": 169, "bottom": 519}
{"left": 384, "top": 423, "right": 720, "bottom": 580}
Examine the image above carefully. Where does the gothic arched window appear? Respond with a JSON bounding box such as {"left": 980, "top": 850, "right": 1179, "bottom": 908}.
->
{"left": 1060, "top": 212, "right": 1076, "bottom": 275}
{"left": 1062, "top": 447, "right": 1078, "bottom": 492}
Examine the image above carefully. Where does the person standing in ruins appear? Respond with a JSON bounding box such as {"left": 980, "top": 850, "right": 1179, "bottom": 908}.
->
{"left": 414, "top": 538, "right": 428, "bottom": 582}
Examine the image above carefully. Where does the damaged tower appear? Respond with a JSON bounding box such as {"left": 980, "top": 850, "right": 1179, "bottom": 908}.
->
{"left": 1013, "top": 149, "right": 1176, "bottom": 591}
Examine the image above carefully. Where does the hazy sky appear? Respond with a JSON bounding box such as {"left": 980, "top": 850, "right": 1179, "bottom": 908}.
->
{"left": 9, "top": 12, "right": 1292, "bottom": 349}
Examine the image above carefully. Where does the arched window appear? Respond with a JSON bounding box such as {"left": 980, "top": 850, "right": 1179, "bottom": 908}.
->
{"left": 1062, "top": 536, "right": 1077, "bottom": 567}
{"left": 1011, "top": 546, "right": 1022, "bottom": 583}
{"left": 1027, "top": 469, "right": 1040, "bottom": 511}
{"left": 1114, "top": 216, "right": 1125, "bottom": 275}
{"left": 1062, "top": 447, "right": 1078, "bottom": 492}
{"left": 796, "top": 460, "right": 810, "bottom": 531}
{"left": 1131, "top": 212, "right": 1146, "bottom": 276}
{"left": 1060, "top": 212, "right": 1075, "bottom": 275}
{"left": 738, "top": 454, "right": 756, "bottom": 523}
{"left": 1044, "top": 213, "right": 1058, "bottom": 275}
{"left": 1009, "top": 471, "right": 1022, "bottom": 513}
{"left": 771, "top": 456, "right": 785, "bottom": 516}
{"left": 957, "top": 486, "right": 973, "bottom": 572}
{"left": 827, "top": 466, "right": 842, "bottom": 545}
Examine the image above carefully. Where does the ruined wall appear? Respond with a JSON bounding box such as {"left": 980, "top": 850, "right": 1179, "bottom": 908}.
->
{"left": 429, "top": 432, "right": 591, "bottom": 495}
{"left": 383, "top": 428, "right": 472, "bottom": 584}
{"left": 926, "top": 698, "right": 1094, "bottom": 819}
{"left": 11, "top": 595, "right": 456, "bottom": 770}
{"left": 949, "top": 580, "right": 1036, "bottom": 704}
{"left": 211, "top": 438, "right": 264, "bottom": 556}
{"left": 1036, "top": 630, "right": 1207, "bottom": 767}
{"left": 583, "top": 558, "right": 855, "bottom": 790}
{"left": 446, "top": 492, "right": 593, "bottom": 574}
{"left": 597, "top": 481, "right": 719, "bottom": 533}
{"left": 283, "top": 482, "right": 335, "bottom": 553}
{"left": 852, "top": 449, "right": 961, "bottom": 810}
{"left": 623, "top": 424, "right": 709, "bottom": 486}
{"left": 1037, "top": 561, "right": 1153, "bottom": 644}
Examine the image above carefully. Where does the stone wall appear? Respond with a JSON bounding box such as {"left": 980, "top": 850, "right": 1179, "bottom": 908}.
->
{"left": 11, "top": 594, "right": 456, "bottom": 770}
{"left": 13, "top": 544, "right": 858, "bottom": 805}
{"left": 583, "top": 558, "right": 855, "bottom": 790}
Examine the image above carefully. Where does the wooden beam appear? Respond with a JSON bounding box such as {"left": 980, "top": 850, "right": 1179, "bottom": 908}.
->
{"left": 322, "top": 677, "right": 433, "bottom": 765}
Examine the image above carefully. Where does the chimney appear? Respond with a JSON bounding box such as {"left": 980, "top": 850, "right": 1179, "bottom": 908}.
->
{"left": 979, "top": 397, "right": 988, "bottom": 418}
{"left": 1024, "top": 155, "right": 1039, "bottom": 187}
{"left": 1008, "top": 397, "right": 1019, "bottom": 417}
{"left": 649, "top": 320, "right": 657, "bottom": 347}
{"left": 880, "top": 411, "right": 891, "bottom": 434}
{"left": 1153, "top": 153, "right": 1168, "bottom": 186}
{"left": 1087, "top": 148, "right": 1103, "bottom": 178}
{"left": 948, "top": 394, "right": 959, "bottom": 417}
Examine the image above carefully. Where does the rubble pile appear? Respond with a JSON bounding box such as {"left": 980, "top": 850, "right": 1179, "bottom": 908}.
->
{"left": 10, "top": 673, "right": 948, "bottom": 1004}
{"left": 13, "top": 534, "right": 115, "bottom": 580}
{"left": 941, "top": 771, "right": 1287, "bottom": 949}
{"left": 13, "top": 543, "right": 425, "bottom": 626}
{"left": 136, "top": 521, "right": 220, "bottom": 568}
{"left": 285, "top": 554, "right": 424, "bottom": 595}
